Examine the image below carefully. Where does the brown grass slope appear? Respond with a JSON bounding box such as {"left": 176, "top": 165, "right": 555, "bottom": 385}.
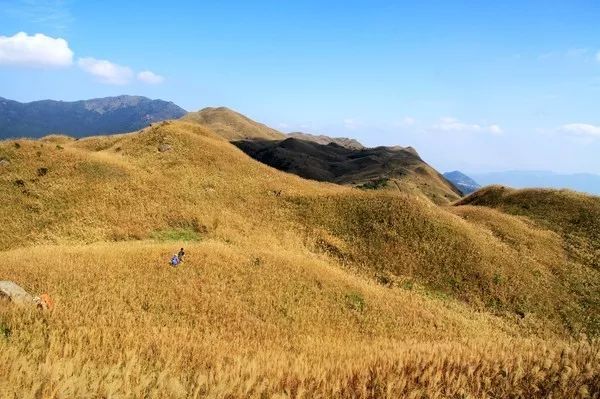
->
{"left": 185, "top": 107, "right": 460, "bottom": 204}
{"left": 182, "top": 106, "right": 285, "bottom": 140}
{"left": 1, "top": 123, "right": 599, "bottom": 397}
{"left": 457, "top": 185, "right": 600, "bottom": 270}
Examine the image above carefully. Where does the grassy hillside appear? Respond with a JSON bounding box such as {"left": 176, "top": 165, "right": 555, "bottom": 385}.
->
{"left": 457, "top": 185, "right": 600, "bottom": 270}
{"left": 1, "top": 123, "right": 599, "bottom": 397}
{"left": 182, "top": 107, "right": 285, "bottom": 140}
{"left": 235, "top": 137, "right": 461, "bottom": 204}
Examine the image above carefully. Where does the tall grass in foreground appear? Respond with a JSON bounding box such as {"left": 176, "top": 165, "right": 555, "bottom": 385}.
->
{"left": 0, "top": 242, "right": 598, "bottom": 398}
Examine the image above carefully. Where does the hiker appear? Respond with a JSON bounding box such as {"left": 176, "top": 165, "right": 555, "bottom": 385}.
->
{"left": 170, "top": 254, "right": 180, "bottom": 267}
{"left": 178, "top": 248, "right": 185, "bottom": 263}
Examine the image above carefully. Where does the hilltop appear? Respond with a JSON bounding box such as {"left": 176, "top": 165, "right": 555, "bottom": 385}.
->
{"left": 182, "top": 106, "right": 285, "bottom": 140}
{"left": 287, "top": 131, "right": 365, "bottom": 149}
{"left": 0, "top": 95, "right": 187, "bottom": 139}
{"left": 0, "top": 120, "right": 598, "bottom": 397}
{"left": 235, "top": 137, "right": 462, "bottom": 204}
{"left": 183, "top": 107, "right": 460, "bottom": 203}
{"left": 468, "top": 170, "right": 600, "bottom": 196}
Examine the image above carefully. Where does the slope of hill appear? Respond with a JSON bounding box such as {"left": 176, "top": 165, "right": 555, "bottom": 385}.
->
{"left": 0, "top": 96, "right": 187, "bottom": 138}
{"left": 235, "top": 137, "right": 462, "bottom": 204}
{"left": 182, "top": 106, "right": 285, "bottom": 140}
{"left": 468, "top": 170, "right": 600, "bottom": 196}
{"left": 456, "top": 185, "right": 600, "bottom": 270}
{"left": 287, "top": 131, "right": 364, "bottom": 149}
{"left": 1, "top": 122, "right": 598, "bottom": 397}
{"left": 444, "top": 170, "right": 481, "bottom": 194}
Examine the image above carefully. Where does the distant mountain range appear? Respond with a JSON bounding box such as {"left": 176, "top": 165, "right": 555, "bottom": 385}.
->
{"left": 0, "top": 95, "right": 187, "bottom": 138}
{"left": 467, "top": 171, "right": 600, "bottom": 196}
{"left": 443, "top": 171, "right": 481, "bottom": 195}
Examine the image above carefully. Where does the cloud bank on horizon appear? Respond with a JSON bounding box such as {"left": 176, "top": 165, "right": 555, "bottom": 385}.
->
{"left": 0, "top": 32, "right": 164, "bottom": 85}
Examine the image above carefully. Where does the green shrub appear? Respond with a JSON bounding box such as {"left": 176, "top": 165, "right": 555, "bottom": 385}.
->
{"left": 345, "top": 292, "right": 365, "bottom": 312}
{"left": 357, "top": 178, "right": 389, "bottom": 190}
{"left": 151, "top": 228, "right": 202, "bottom": 242}
{"left": 0, "top": 321, "right": 11, "bottom": 340}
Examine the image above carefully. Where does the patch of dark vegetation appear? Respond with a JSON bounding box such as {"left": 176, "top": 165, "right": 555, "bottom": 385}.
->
{"left": 167, "top": 217, "right": 209, "bottom": 235}
{"left": 151, "top": 228, "right": 202, "bottom": 242}
{"left": 0, "top": 321, "right": 11, "bottom": 340}
{"left": 13, "top": 142, "right": 20, "bottom": 149}
{"left": 357, "top": 178, "right": 389, "bottom": 190}
{"left": 37, "top": 167, "right": 48, "bottom": 177}
{"left": 345, "top": 292, "right": 365, "bottom": 312}
{"left": 375, "top": 273, "right": 393, "bottom": 287}
{"left": 56, "top": 145, "right": 63, "bottom": 150}
{"left": 77, "top": 161, "right": 127, "bottom": 179}
{"left": 13, "top": 179, "right": 25, "bottom": 187}
{"left": 314, "top": 236, "right": 349, "bottom": 263}
{"left": 151, "top": 217, "right": 209, "bottom": 242}
{"left": 493, "top": 273, "right": 503, "bottom": 285}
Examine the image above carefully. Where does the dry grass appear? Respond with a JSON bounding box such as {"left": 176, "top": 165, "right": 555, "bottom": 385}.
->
{"left": 1, "top": 122, "right": 599, "bottom": 397}
{"left": 1, "top": 242, "right": 598, "bottom": 398}
{"left": 182, "top": 107, "right": 285, "bottom": 140}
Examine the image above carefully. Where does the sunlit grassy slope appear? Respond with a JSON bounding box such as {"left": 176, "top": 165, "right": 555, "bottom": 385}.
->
{"left": 1, "top": 121, "right": 599, "bottom": 397}
{"left": 182, "top": 107, "right": 285, "bottom": 140}
{"left": 457, "top": 185, "right": 600, "bottom": 270}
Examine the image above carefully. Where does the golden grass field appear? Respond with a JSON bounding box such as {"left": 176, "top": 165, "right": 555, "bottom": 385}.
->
{"left": 1, "top": 120, "right": 599, "bottom": 398}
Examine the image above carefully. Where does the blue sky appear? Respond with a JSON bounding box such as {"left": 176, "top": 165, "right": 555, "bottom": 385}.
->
{"left": 1, "top": 1, "right": 600, "bottom": 174}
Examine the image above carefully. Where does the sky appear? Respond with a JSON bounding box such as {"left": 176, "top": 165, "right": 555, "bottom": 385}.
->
{"left": 1, "top": 0, "right": 600, "bottom": 174}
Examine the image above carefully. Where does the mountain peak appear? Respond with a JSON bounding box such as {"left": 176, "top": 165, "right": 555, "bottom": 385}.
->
{"left": 443, "top": 171, "right": 481, "bottom": 195}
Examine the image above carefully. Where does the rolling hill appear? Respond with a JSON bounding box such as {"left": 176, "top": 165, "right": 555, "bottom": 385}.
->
{"left": 0, "top": 120, "right": 598, "bottom": 397}
{"left": 235, "top": 137, "right": 462, "bottom": 204}
{"left": 182, "top": 106, "right": 285, "bottom": 140}
{"left": 0, "top": 95, "right": 187, "bottom": 139}
{"left": 468, "top": 170, "right": 600, "bottom": 196}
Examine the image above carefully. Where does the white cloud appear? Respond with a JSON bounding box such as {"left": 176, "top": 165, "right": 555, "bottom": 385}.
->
{"left": 432, "top": 117, "right": 502, "bottom": 134}
{"left": 0, "top": 32, "right": 73, "bottom": 67}
{"left": 137, "top": 70, "right": 164, "bottom": 84}
{"left": 596, "top": 51, "right": 600, "bottom": 63}
{"left": 488, "top": 124, "right": 503, "bottom": 134}
{"left": 559, "top": 123, "right": 600, "bottom": 137}
{"left": 78, "top": 57, "right": 133, "bottom": 85}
